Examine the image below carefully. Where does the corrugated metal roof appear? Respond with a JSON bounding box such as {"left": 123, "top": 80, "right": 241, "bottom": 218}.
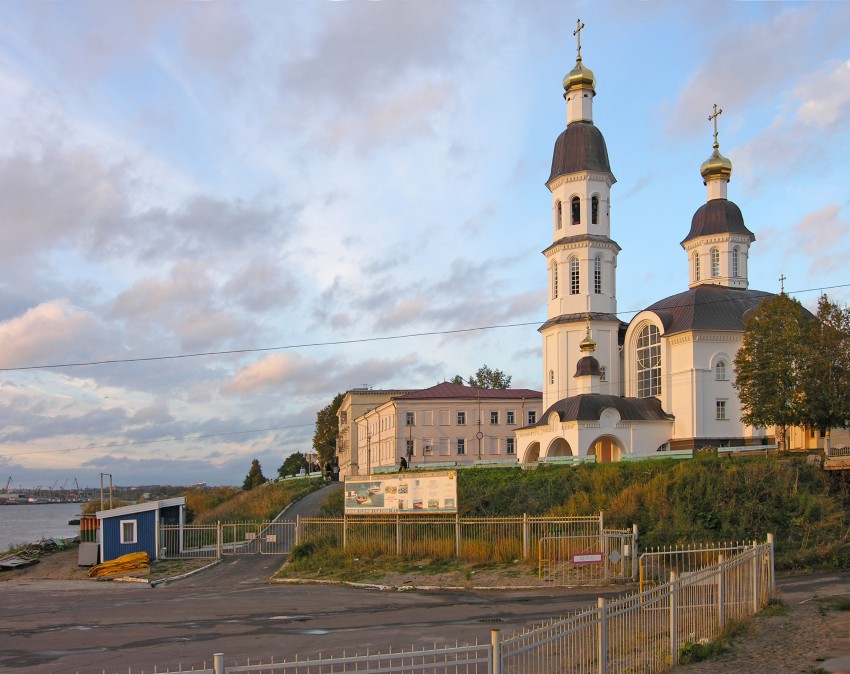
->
{"left": 548, "top": 122, "right": 614, "bottom": 183}
{"left": 643, "top": 285, "right": 773, "bottom": 335}
{"left": 542, "top": 233, "right": 621, "bottom": 256}
{"left": 533, "top": 394, "right": 673, "bottom": 424}
{"left": 539, "top": 311, "right": 625, "bottom": 332}
{"left": 396, "top": 382, "right": 541, "bottom": 401}
{"left": 681, "top": 198, "right": 755, "bottom": 244}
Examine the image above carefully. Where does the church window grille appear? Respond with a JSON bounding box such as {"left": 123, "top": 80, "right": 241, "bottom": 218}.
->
{"left": 591, "top": 196, "right": 599, "bottom": 224}
{"left": 556, "top": 201, "right": 563, "bottom": 229}
{"left": 599, "top": 366, "right": 607, "bottom": 382}
{"left": 571, "top": 196, "right": 580, "bottom": 225}
{"left": 693, "top": 252, "right": 701, "bottom": 282}
{"left": 716, "top": 400, "right": 727, "bottom": 420}
{"left": 715, "top": 360, "right": 727, "bottom": 381}
{"left": 549, "top": 370, "right": 554, "bottom": 385}
{"left": 552, "top": 263, "right": 559, "bottom": 299}
{"left": 594, "top": 256, "right": 602, "bottom": 294}
{"left": 636, "top": 324, "right": 661, "bottom": 398}
{"left": 569, "top": 257, "right": 580, "bottom": 294}
{"left": 732, "top": 247, "right": 740, "bottom": 277}
{"left": 711, "top": 248, "right": 720, "bottom": 277}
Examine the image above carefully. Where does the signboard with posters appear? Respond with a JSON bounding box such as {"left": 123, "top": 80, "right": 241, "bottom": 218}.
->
{"left": 344, "top": 470, "right": 457, "bottom": 514}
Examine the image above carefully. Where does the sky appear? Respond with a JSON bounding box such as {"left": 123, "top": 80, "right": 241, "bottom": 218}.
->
{"left": 1, "top": 1, "right": 849, "bottom": 490}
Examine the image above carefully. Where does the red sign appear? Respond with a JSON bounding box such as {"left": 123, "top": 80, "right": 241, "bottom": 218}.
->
{"left": 571, "top": 552, "right": 604, "bottom": 565}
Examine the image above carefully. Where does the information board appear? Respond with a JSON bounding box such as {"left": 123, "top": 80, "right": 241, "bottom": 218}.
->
{"left": 344, "top": 470, "right": 457, "bottom": 514}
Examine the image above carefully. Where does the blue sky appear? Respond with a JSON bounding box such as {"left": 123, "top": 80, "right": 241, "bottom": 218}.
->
{"left": 1, "top": 1, "right": 849, "bottom": 489}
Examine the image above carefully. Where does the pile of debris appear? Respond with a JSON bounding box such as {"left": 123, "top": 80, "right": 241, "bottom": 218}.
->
{"left": 0, "top": 537, "right": 78, "bottom": 571}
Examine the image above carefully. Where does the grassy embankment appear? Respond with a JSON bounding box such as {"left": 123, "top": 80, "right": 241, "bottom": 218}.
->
{"left": 288, "top": 455, "right": 850, "bottom": 578}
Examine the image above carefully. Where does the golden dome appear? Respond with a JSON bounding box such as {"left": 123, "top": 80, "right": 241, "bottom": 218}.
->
{"left": 563, "top": 57, "right": 596, "bottom": 94}
{"left": 700, "top": 145, "right": 732, "bottom": 182}
{"left": 579, "top": 330, "right": 596, "bottom": 353}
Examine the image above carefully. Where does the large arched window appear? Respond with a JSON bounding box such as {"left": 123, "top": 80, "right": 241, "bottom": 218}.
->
{"left": 711, "top": 248, "right": 720, "bottom": 278}
{"left": 732, "top": 246, "right": 740, "bottom": 278}
{"left": 715, "top": 360, "right": 727, "bottom": 381}
{"left": 551, "top": 263, "right": 559, "bottom": 299}
{"left": 593, "top": 255, "right": 602, "bottom": 294}
{"left": 636, "top": 324, "right": 661, "bottom": 398}
{"left": 693, "top": 252, "right": 701, "bottom": 282}
{"left": 591, "top": 196, "right": 599, "bottom": 225}
{"left": 569, "top": 256, "right": 580, "bottom": 294}
{"left": 571, "top": 196, "right": 581, "bottom": 225}
{"left": 556, "top": 201, "right": 563, "bottom": 229}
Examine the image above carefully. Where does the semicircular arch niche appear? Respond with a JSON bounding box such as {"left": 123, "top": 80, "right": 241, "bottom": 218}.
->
{"left": 546, "top": 437, "right": 573, "bottom": 457}
{"left": 523, "top": 442, "right": 541, "bottom": 464}
{"left": 587, "top": 435, "right": 623, "bottom": 463}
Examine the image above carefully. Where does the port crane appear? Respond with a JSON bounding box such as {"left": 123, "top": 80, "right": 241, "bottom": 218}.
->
{"left": 2, "top": 476, "right": 10, "bottom": 493}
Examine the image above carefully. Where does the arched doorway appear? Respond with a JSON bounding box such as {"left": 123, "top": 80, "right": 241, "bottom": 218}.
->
{"left": 587, "top": 436, "right": 622, "bottom": 463}
{"left": 523, "top": 442, "right": 540, "bottom": 464}
{"left": 546, "top": 437, "right": 573, "bottom": 457}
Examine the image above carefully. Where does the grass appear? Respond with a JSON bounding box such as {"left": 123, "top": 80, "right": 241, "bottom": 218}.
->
{"left": 677, "top": 619, "right": 751, "bottom": 664}
{"left": 192, "top": 479, "right": 323, "bottom": 523}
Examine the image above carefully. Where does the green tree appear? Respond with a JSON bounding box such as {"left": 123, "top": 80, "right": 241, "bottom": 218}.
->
{"left": 313, "top": 392, "right": 344, "bottom": 467}
{"left": 278, "top": 451, "right": 309, "bottom": 478}
{"left": 733, "top": 293, "right": 808, "bottom": 450}
{"left": 452, "top": 365, "right": 512, "bottom": 389}
{"left": 242, "top": 458, "right": 267, "bottom": 491}
{"left": 797, "top": 295, "right": 850, "bottom": 448}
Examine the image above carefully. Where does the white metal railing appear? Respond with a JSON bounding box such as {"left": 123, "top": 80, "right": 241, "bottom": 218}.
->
{"left": 639, "top": 540, "right": 751, "bottom": 592}
{"left": 159, "top": 524, "right": 219, "bottom": 559}
{"left": 827, "top": 445, "right": 850, "bottom": 458}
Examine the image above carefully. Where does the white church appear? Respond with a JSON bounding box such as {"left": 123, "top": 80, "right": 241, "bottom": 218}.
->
{"left": 514, "top": 27, "right": 777, "bottom": 463}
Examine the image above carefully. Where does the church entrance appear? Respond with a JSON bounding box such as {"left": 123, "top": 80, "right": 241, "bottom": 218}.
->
{"left": 523, "top": 442, "right": 540, "bottom": 463}
{"left": 588, "top": 436, "right": 621, "bottom": 463}
{"left": 546, "top": 437, "right": 573, "bottom": 457}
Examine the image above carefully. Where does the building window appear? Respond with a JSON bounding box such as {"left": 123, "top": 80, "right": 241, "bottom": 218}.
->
{"left": 506, "top": 410, "right": 515, "bottom": 425}
{"left": 591, "top": 196, "right": 599, "bottom": 224}
{"left": 715, "top": 360, "right": 727, "bottom": 381}
{"left": 594, "top": 256, "right": 602, "bottom": 294}
{"left": 556, "top": 201, "right": 563, "bottom": 229}
{"left": 636, "top": 323, "right": 661, "bottom": 398}
{"left": 490, "top": 411, "right": 499, "bottom": 424}
{"left": 527, "top": 410, "right": 537, "bottom": 425}
{"left": 571, "top": 196, "right": 580, "bottom": 225}
{"left": 120, "top": 520, "right": 137, "bottom": 545}
{"left": 340, "top": 411, "right": 347, "bottom": 424}
{"left": 552, "top": 263, "right": 559, "bottom": 299}
{"left": 599, "top": 366, "right": 607, "bottom": 382}
{"left": 506, "top": 438, "right": 516, "bottom": 455}
{"left": 732, "top": 246, "right": 740, "bottom": 278}
{"left": 406, "top": 411, "right": 414, "bottom": 426}
{"left": 693, "top": 252, "right": 700, "bottom": 282}
{"left": 569, "top": 256, "right": 580, "bottom": 295}
{"left": 406, "top": 439, "right": 414, "bottom": 456}
{"left": 456, "top": 411, "right": 466, "bottom": 425}
{"left": 716, "top": 400, "right": 727, "bottom": 420}
{"left": 711, "top": 248, "right": 720, "bottom": 278}
{"left": 457, "top": 438, "right": 466, "bottom": 455}
{"left": 549, "top": 369, "right": 554, "bottom": 385}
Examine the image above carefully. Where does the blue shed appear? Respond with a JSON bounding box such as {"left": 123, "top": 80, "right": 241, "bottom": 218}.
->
{"left": 96, "top": 497, "right": 186, "bottom": 563}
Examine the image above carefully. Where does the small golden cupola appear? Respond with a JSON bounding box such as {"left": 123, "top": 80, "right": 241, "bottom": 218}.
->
{"left": 574, "top": 316, "right": 601, "bottom": 381}
{"left": 700, "top": 103, "right": 733, "bottom": 189}
{"left": 563, "top": 19, "right": 596, "bottom": 124}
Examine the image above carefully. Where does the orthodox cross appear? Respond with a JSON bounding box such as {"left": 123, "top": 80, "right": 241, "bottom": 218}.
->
{"left": 708, "top": 103, "right": 723, "bottom": 148}
{"left": 779, "top": 274, "right": 786, "bottom": 293}
{"left": 573, "top": 19, "right": 585, "bottom": 60}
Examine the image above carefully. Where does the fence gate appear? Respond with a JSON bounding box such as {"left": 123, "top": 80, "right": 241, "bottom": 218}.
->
{"left": 221, "top": 521, "right": 296, "bottom": 556}
{"left": 259, "top": 521, "right": 297, "bottom": 555}
{"left": 538, "top": 530, "right": 635, "bottom": 585}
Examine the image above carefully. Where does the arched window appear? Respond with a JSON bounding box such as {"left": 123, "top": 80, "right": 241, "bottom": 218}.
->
{"left": 569, "top": 256, "right": 580, "bottom": 294}
{"left": 549, "top": 370, "right": 555, "bottom": 385}
{"left": 571, "top": 196, "right": 580, "bottom": 225}
{"left": 732, "top": 246, "right": 740, "bottom": 278}
{"left": 551, "top": 263, "right": 559, "bottom": 299}
{"left": 636, "top": 324, "right": 661, "bottom": 398}
{"left": 693, "top": 252, "right": 701, "bottom": 282}
{"left": 711, "top": 248, "right": 720, "bottom": 277}
{"left": 556, "top": 201, "right": 563, "bottom": 229}
{"left": 715, "top": 360, "right": 727, "bottom": 381}
{"left": 593, "top": 256, "right": 602, "bottom": 294}
{"left": 591, "top": 196, "right": 599, "bottom": 225}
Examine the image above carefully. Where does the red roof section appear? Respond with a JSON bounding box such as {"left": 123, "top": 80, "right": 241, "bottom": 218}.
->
{"left": 396, "top": 382, "right": 541, "bottom": 401}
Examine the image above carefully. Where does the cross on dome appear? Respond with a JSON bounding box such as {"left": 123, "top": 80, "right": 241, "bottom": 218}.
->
{"left": 708, "top": 103, "right": 723, "bottom": 149}
{"left": 573, "top": 19, "right": 585, "bottom": 61}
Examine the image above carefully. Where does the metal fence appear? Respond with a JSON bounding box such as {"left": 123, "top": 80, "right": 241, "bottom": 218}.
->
{"left": 538, "top": 529, "right": 635, "bottom": 585}
{"left": 638, "top": 540, "right": 751, "bottom": 592}
{"left": 160, "top": 524, "right": 219, "bottom": 559}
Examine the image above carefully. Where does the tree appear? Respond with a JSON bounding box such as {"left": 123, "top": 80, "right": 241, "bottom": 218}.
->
{"left": 733, "top": 294, "right": 808, "bottom": 450}
{"left": 278, "top": 451, "right": 309, "bottom": 478}
{"left": 313, "top": 392, "right": 344, "bottom": 468}
{"left": 242, "top": 458, "right": 267, "bottom": 491}
{"left": 797, "top": 295, "right": 850, "bottom": 448}
{"left": 452, "top": 365, "right": 512, "bottom": 389}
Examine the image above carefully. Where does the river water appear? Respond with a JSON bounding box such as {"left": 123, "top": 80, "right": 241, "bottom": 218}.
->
{"left": 0, "top": 502, "right": 83, "bottom": 551}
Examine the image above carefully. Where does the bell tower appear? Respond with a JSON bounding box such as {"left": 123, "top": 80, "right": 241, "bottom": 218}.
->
{"left": 540, "top": 21, "right": 622, "bottom": 412}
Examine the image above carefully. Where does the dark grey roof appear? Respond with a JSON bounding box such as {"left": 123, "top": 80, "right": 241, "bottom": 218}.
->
{"left": 542, "top": 233, "right": 621, "bottom": 256}
{"left": 548, "top": 122, "right": 614, "bottom": 183}
{"left": 531, "top": 394, "right": 673, "bottom": 425}
{"left": 539, "top": 312, "right": 626, "bottom": 332}
{"left": 396, "top": 382, "right": 541, "bottom": 401}
{"left": 642, "top": 285, "right": 774, "bottom": 336}
{"left": 681, "top": 199, "right": 755, "bottom": 244}
{"left": 574, "top": 356, "right": 600, "bottom": 378}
